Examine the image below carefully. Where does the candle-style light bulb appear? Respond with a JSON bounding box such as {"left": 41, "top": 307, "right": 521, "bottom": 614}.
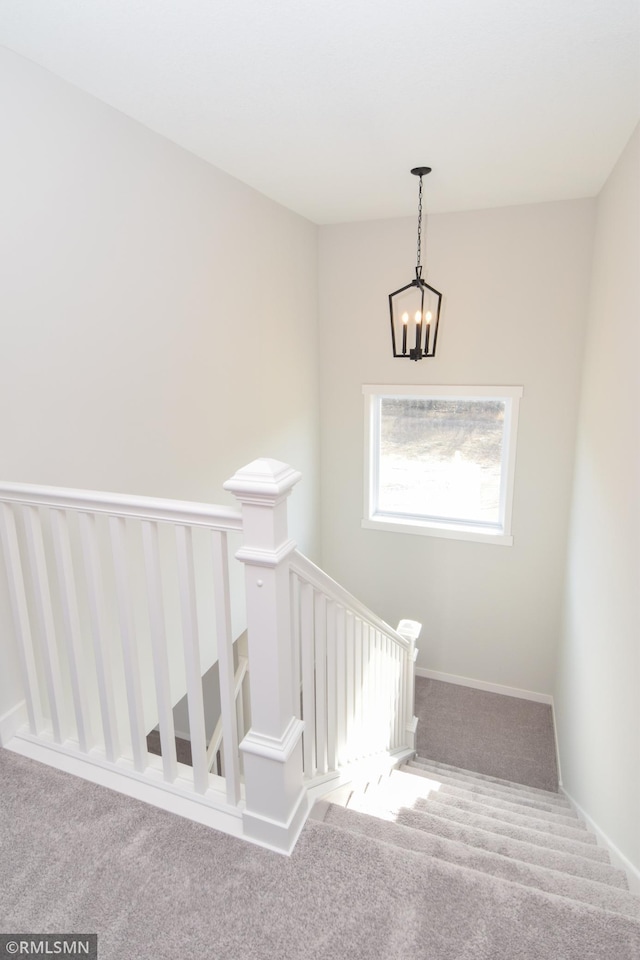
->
{"left": 414, "top": 309, "right": 423, "bottom": 355}
{"left": 424, "top": 311, "right": 432, "bottom": 354}
{"left": 401, "top": 312, "right": 409, "bottom": 354}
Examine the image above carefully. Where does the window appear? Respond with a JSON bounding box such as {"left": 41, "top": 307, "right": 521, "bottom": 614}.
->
{"left": 363, "top": 384, "right": 523, "bottom": 544}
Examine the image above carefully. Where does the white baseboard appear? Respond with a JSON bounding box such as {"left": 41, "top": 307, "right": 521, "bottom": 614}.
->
{"left": 562, "top": 787, "right": 640, "bottom": 896}
{"left": 0, "top": 701, "right": 27, "bottom": 746}
{"left": 415, "top": 668, "right": 553, "bottom": 705}
{"left": 3, "top": 730, "right": 315, "bottom": 857}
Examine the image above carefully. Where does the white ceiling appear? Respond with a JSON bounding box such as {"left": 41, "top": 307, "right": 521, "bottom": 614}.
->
{"left": 1, "top": 0, "right": 638, "bottom": 223}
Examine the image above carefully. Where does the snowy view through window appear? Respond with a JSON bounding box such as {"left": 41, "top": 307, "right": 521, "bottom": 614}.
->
{"left": 378, "top": 398, "right": 506, "bottom": 525}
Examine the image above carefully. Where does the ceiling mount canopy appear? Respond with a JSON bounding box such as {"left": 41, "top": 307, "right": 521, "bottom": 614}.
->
{"left": 389, "top": 167, "right": 443, "bottom": 361}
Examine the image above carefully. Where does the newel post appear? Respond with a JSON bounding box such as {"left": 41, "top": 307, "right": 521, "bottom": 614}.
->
{"left": 224, "top": 459, "right": 308, "bottom": 853}
{"left": 397, "top": 618, "right": 421, "bottom": 751}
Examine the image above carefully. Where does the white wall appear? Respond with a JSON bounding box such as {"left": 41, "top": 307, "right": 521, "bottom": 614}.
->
{"left": 554, "top": 126, "right": 639, "bottom": 874}
{"left": 0, "top": 47, "right": 320, "bottom": 719}
{"left": 318, "top": 199, "right": 595, "bottom": 695}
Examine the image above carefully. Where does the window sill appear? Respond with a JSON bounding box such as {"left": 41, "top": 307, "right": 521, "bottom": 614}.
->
{"left": 362, "top": 515, "right": 514, "bottom": 546}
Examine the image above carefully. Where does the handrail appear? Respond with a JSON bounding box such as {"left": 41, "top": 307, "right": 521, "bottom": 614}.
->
{"left": 290, "top": 549, "right": 410, "bottom": 650}
{"left": 0, "top": 482, "right": 242, "bottom": 531}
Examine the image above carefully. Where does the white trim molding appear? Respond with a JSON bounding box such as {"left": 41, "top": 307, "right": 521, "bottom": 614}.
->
{"left": 0, "top": 701, "right": 27, "bottom": 746}
{"left": 241, "top": 786, "right": 309, "bottom": 856}
{"left": 234, "top": 539, "right": 297, "bottom": 568}
{"left": 362, "top": 384, "right": 523, "bottom": 545}
{"left": 240, "top": 717, "right": 305, "bottom": 764}
{"left": 415, "top": 667, "right": 553, "bottom": 704}
{"left": 562, "top": 787, "right": 640, "bottom": 896}
{"left": 4, "top": 732, "right": 245, "bottom": 836}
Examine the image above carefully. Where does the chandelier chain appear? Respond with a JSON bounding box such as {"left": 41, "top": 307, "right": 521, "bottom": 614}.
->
{"left": 416, "top": 175, "right": 423, "bottom": 272}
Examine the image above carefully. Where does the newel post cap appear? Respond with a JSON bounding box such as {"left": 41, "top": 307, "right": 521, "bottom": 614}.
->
{"left": 224, "top": 458, "right": 302, "bottom": 503}
{"left": 397, "top": 619, "right": 422, "bottom": 642}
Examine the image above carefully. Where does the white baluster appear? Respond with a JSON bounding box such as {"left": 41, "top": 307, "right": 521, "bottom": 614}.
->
{"left": 0, "top": 503, "right": 44, "bottom": 735}
{"left": 23, "top": 505, "right": 67, "bottom": 743}
{"left": 109, "top": 515, "right": 147, "bottom": 772}
{"left": 175, "top": 524, "right": 209, "bottom": 795}
{"left": 290, "top": 572, "right": 301, "bottom": 719}
{"left": 50, "top": 509, "right": 94, "bottom": 753}
{"left": 380, "top": 635, "right": 391, "bottom": 750}
{"left": 398, "top": 645, "right": 406, "bottom": 748}
{"left": 387, "top": 641, "right": 395, "bottom": 751}
{"left": 300, "top": 579, "right": 316, "bottom": 776}
{"left": 345, "top": 610, "right": 355, "bottom": 763}
{"left": 211, "top": 529, "right": 240, "bottom": 806}
{"left": 371, "top": 629, "right": 380, "bottom": 754}
{"left": 141, "top": 520, "right": 177, "bottom": 783}
{"left": 335, "top": 605, "right": 346, "bottom": 768}
{"left": 360, "top": 621, "right": 370, "bottom": 755}
{"left": 78, "top": 512, "right": 120, "bottom": 762}
{"left": 326, "top": 599, "right": 337, "bottom": 772}
{"left": 354, "top": 617, "right": 363, "bottom": 758}
{"left": 367, "top": 625, "right": 376, "bottom": 754}
{"left": 394, "top": 644, "right": 403, "bottom": 751}
{"left": 377, "top": 632, "right": 385, "bottom": 751}
{"left": 236, "top": 673, "right": 246, "bottom": 744}
{"left": 314, "top": 591, "right": 328, "bottom": 775}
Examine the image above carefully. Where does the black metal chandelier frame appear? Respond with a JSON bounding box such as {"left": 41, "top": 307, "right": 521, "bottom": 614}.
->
{"left": 389, "top": 166, "right": 443, "bottom": 361}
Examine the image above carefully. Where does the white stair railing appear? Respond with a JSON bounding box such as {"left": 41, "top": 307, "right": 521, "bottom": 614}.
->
{"left": 289, "top": 551, "right": 420, "bottom": 786}
{"left": 0, "top": 483, "right": 246, "bottom": 824}
{"left": 1, "top": 459, "right": 419, "bottom": 854}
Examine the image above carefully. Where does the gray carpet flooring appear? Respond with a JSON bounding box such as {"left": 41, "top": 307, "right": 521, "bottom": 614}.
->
{"left": 3, "top": 746, "right": 639, "bottom": 960}
{"left": 2, "top": 681, "right": 637, "bottom": 959}
{"left": 414, "top": 677, "right": 559, "bottom": 791}
{"left": 2, "top": 749, "right": 640, "bottom": 960}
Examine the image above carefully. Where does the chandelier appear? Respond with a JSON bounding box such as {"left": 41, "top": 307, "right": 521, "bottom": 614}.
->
{"left": 389, "top": 167, "right": 443, "bottom": 360}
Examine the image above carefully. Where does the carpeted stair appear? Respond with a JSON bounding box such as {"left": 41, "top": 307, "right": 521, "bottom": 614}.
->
{"left": 312, "top": 755, "right": 640, "bottom": 959}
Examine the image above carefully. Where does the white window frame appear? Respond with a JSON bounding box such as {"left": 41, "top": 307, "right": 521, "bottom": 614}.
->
{"left": 362, "top": 384, "right": 523, "bottom": 545}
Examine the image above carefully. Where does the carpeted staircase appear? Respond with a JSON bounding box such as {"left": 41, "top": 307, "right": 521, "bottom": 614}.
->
{"left": 311, "top": 755, "right": 640, "bottom": 959}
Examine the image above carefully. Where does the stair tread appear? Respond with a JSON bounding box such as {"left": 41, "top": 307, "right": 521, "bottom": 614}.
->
{"left": 344, "top": 775, "right": 626, "bottom": 888}
{"left": 411, "top": 796, "right": 608, "bottom": 862}
{"left": 398, "top": 766, "right": 584, "bottom": 827}
{"left": 414, "top": 755, "right": 563, "bottom": 801}
{"left": 407, "top": 760, "right": 573, "bottom": 811}
{"left": 321, "top": 803, "right": 640, "bottom": 920}
{"left": 419, "top": 790, "right": 594, "bottom": 843}
{"left": 304, "top": 818, "right": 640, "bottom": 960}
{"left": 389, "top": 807, "right": 626, "bottom": 887}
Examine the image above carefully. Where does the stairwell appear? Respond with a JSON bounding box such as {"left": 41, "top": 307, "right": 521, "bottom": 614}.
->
{"left": 311, "top": 756, "right": 640, "bottom": 958}
{"left": 2, "top": 461, "right": 639, "bottom": 956}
